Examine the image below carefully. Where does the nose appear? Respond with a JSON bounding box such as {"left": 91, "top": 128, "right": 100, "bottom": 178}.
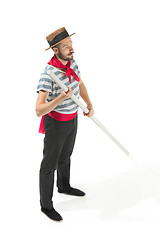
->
{"left": 70, "top": 45, "right": 74, "bottom": 52}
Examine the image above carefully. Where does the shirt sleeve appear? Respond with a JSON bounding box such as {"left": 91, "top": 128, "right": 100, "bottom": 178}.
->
{"left": 36, "top": 72, "right": 53, "bottom": 93}
{"left": 77, "top": 68, "right": 81, "bottom": 78}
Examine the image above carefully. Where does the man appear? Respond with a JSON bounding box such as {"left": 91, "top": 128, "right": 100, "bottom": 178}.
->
{"left": 36, "top": 27, "right": 94, "bottom": 221}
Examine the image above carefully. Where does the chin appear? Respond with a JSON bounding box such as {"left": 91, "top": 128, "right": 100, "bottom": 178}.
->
{"left": 66, "top": 55, "right": 73, "bottom": 61}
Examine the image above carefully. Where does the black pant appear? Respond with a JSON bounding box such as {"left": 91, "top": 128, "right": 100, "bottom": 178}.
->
{"left": 39, "top": 114, "right": 78, "bottom": 209}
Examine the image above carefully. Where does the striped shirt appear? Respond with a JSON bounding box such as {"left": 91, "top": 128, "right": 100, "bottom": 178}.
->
{"left": 37, "top": 59, "right": 81, "bottom": 115}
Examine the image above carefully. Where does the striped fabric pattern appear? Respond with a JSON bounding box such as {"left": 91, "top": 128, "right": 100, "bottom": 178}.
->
{"left": 37, "top": 59, "right": 81, "bottom": 114}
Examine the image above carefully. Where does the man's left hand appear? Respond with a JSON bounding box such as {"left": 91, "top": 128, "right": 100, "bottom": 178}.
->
{"left": 83, "top": 104, "right": 94, "bottom": 118}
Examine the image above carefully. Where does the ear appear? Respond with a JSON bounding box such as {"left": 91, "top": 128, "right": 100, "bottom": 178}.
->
{"left": 52, "top": 47, "right": 59, "bottom": 54}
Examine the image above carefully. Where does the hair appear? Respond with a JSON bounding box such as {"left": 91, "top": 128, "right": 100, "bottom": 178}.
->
{"left": 52, "top": 43, "right": 61, "bottom": 51}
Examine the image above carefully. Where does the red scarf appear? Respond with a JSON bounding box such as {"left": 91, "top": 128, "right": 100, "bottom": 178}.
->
{"left": 48, "top": 55, "right": 80, "bottom": 83}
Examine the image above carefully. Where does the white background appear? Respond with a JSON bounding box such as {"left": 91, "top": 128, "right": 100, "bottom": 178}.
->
{"left": 1, "top": 0, "right": 160, "bottom": 239}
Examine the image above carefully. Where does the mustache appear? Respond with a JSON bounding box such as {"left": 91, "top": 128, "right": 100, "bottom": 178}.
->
{"left": 69, "top": 52, "right": 74, "bottom": 55}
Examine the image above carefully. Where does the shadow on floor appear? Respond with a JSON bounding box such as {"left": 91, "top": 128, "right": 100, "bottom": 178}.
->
{"left": 55, "top": 164, "right": 160, "bottom": 221}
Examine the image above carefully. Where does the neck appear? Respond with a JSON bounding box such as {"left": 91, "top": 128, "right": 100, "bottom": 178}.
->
{"left": 56, "top": 55, "right": 68, "bottom": 66}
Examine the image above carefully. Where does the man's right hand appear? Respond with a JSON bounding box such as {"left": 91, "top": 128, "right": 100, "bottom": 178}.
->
{"left": 36, "top": 88, "right": 73, "bottom": 117}
{"left": 60, "top": 87, "right": 73, "bottom": 99}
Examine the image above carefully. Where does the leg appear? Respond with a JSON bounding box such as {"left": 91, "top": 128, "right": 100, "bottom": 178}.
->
{"left": 39, "top": 115, "right": 68, "bottom": 210}
{"left": 39, "top": 136, "right": 63, "bottom": 209}
{"left": 57, "top": 116, "right": 77, "bottom": 191}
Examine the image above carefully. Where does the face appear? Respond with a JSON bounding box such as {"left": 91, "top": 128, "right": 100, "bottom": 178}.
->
{"left": 54, "top": 37, "right": 74, "bottom": 61}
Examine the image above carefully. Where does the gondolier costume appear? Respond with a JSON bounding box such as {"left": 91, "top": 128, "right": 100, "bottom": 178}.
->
{"left": 36, "top": 27, "right": 95, "bottom": 221}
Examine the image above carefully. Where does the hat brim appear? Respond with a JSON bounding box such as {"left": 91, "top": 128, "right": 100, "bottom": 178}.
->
{"left": 45, "top": 33, "right": 75, "bottom": 51}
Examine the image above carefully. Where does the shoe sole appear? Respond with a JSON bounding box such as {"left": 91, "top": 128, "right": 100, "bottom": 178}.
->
{"left": 58, "top": 190, "right": 86, "bottom": 197}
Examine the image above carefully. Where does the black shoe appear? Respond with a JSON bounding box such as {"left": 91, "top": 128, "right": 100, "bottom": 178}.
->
{"left": 58, "top": 187, "right": 86, "bottom": 197}
{"left": 41, "top": 207, "right": 63, "bottom": 221}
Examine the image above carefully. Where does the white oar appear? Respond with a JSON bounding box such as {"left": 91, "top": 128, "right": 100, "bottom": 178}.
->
{"left": 47, "top": 70, "right": 130, "bottom": 156}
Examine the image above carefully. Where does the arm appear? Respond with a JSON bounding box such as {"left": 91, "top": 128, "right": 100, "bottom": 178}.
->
{"left": 79, "top": 77, "right": 94, "bottom": 117}
{"left": 35, "top": 88, "right": 73, "bottom": 117}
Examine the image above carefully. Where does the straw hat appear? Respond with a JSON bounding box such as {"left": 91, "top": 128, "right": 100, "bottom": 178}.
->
{"left": 45, "top": 27, "right": 75, "bottom": 51}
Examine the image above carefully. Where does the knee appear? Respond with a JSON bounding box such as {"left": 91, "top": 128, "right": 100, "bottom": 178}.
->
{"left": 40, "top": 159, "right": 57, "bottom": 175}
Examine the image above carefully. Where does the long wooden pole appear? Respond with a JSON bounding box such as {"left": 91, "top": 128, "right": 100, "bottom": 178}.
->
{"left": 48, "top": 70, "right": 129, "bottom": 156}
